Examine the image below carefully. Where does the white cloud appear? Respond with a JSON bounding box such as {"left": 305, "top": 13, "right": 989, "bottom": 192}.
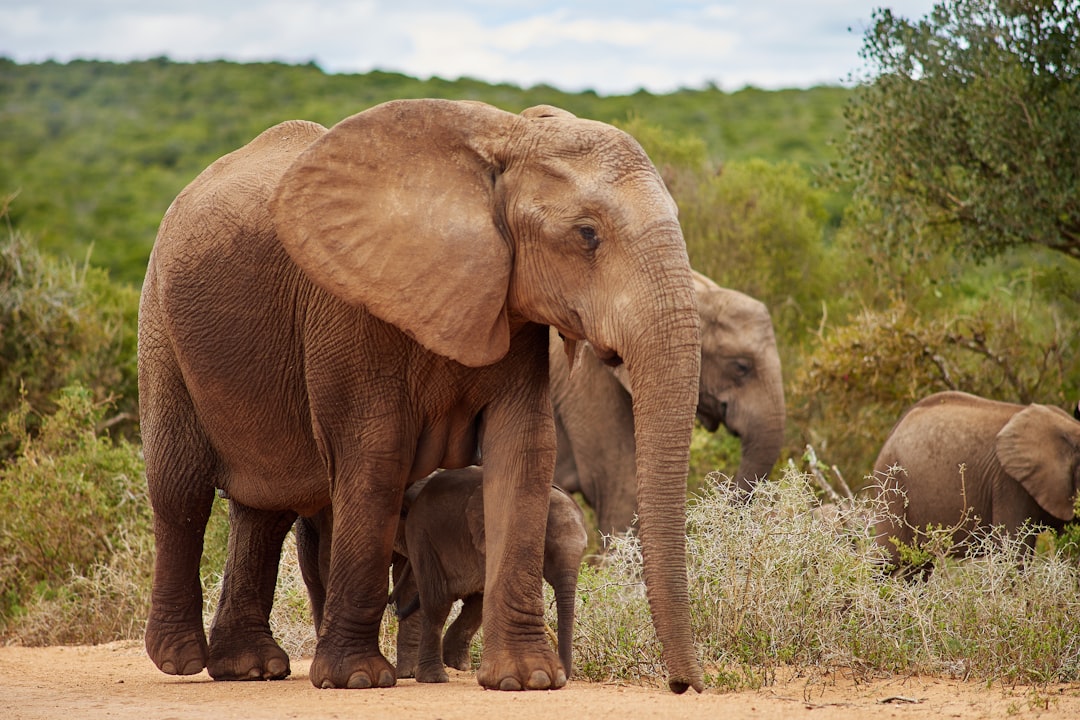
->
{"left": 0, "top": 1, "right": 940, "bottom": 93}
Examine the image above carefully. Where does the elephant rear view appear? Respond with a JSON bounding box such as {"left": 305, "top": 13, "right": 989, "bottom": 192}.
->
{"left": 871, "top": 391, "right": 1080, "bottom": 567}
{"left": 139, "top": 99, "right": 704, "bottom": 693}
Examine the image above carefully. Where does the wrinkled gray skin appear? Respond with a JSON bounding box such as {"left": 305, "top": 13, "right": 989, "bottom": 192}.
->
{"left": 138, "top": 99, "right": 703, "bottom": 693}
{"left": 872, "top": 391, "right": 1080, "bottom": 565}
{"left": 551, "top": 271, "right": 785, "bottom": 540}
{"left": 295, "top": 469, "right": 588, "bottom": 682}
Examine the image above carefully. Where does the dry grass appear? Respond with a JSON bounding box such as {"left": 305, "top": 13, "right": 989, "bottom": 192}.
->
{"left": 8, "top": 465, "right": 1080, "bottom": 692}
{"left": 571, "top": 468, "right": 1080, "bottom": 689}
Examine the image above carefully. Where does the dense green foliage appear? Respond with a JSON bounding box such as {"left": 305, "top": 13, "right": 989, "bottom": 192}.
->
{"left": 0, "top": 57, "right": 848, "bottom": 284}
{"left": 0, "top": 206, "right": 139, "bottom": 440}
{"left": 842, "top": 0, "right": 1080, "bottom": 260}
{"left": 795, "top": 0, "right": 1080, "bottom": 475}
{"left": 0, "top": 386, "right": 147, "bottom": 626}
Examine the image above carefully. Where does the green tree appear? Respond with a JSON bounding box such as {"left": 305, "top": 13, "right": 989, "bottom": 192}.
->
{"left": 842, "top": 0, "right": 1080, "bottom": 261}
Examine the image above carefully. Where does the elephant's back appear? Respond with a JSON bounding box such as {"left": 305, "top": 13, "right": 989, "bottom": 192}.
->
{"left": 876, "top": 391, "right": 1020, "bottom": 468}
{"left": 149, "top": 120, "right": 326, "bottom": 291}
{"left": 873, "top": 391, "right": 1019, "bottom": 530}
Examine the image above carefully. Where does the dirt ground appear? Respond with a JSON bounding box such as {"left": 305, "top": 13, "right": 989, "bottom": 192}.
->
{"left": 3, "top": 642, "right": 1080, "bottom": 720}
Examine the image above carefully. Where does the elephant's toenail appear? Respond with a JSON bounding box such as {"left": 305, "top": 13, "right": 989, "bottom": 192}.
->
{"left": 320, "top": 679, "right": 335, "bottom": 689}
{"left": 347, "top": 673, "right": 373, "bottom": 689}
{"left": 377, "top": 669, "right": 396, "bottom": 687}
{"left": 161, "top": 661, "right": 176, "bottom": 675}
{"left": 499, "top": 677, "right": 523, "bottom": 691}
{"left": 526, "top": 670, "right": 552, "bottom": 689}
{"left": 266, "top": 658, "right": 288, "bottom": 677}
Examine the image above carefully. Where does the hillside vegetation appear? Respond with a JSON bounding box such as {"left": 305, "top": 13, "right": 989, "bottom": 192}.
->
{"left": 0, "top": 58, "right": 848, "bottom": 284}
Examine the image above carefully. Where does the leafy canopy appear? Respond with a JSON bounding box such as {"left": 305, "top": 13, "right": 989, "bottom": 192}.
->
{"left": 843, "top": 0, "right": 1080, "bottom": 260}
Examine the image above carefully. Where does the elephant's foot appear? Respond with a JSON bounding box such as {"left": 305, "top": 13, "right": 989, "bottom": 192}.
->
{"left": 476, "top": 644, "right": 566, "bottom": 691}
{"left": 394, "top": 658, "right": 417, "bottom": 678}
{"left": 207, "top": 630, "right": 290, "bottom": 681}
{"left": 415, "top": 662, "right": 450, "bottom": 684}
{"left": 442, "top": 640, "right": 472, "bottom": 671}
{"left": 310, "top": 646, "right": 396, "bottom": 689}
{"left": 145, "top": 614, "right": 209, "bottom": 676}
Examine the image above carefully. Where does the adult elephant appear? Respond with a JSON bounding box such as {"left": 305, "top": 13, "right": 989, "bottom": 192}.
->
{"left": 138, "top": 100, "right": 703, "bottom": 693}
{"left": 871, "top": 391, "right": 1080, "bottom": 566}
{"left": 551, "top": 272, "right": 785, "bottom": 539}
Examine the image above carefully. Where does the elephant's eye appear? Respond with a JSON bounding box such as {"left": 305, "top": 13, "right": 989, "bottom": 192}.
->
{"left": 578, "top": 225, "right": 600, "bottom": 252}
{"left": 730, "top": 358, "right": 753, "bottom": 379}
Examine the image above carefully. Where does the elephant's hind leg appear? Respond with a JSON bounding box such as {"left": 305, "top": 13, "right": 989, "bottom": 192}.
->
{"left": 392, "top": 556, "right": 421, "bottom": 678}
{"left": 145, "top": 495, "right": 215, "bottom": 676}
{"left": 142, "top": 351, "right": 218, "bottom": 676}
{"left": 207, "top": 501, "right": 296, "bottom": 680}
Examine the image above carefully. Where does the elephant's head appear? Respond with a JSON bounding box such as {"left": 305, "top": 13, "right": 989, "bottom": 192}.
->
{"left": 692, "top": 272, "right": 785, "bottom": 492}
{"left": 995, "top": 403, "right": 1080, "bottom": 521}
{"left": 269, "top": 99, "right": 702, "bottom": 693}
{"left": 607, "top": 272, "right": 785, "bottom": 494}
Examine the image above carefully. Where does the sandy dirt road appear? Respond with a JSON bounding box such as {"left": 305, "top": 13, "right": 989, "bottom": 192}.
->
{"left": 2, "top": 642, "right": 1080, "bottom": 719}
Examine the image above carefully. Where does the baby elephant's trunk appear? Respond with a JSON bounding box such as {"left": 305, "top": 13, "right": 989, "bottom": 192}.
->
{"left": 551, "top": 568, "right": 579, "bottom": 676}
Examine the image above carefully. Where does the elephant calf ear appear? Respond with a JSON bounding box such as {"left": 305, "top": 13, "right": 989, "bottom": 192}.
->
{"left": 995, "top": 404, "right": 1080, "bottom": 521}
{"left": 270, "top": 99, "right": 514, "bottom": 368}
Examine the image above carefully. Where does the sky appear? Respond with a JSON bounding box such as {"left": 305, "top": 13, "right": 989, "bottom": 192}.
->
{"left": 0, "top": 1, "right": 940, "bottom": 95}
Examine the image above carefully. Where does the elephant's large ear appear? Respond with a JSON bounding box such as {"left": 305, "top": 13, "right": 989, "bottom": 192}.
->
{"left": 271, "top": 99, "right": 516, "bottom": 367}
{"left": 995, "top": 404, "right": 1080, "bottom": 520}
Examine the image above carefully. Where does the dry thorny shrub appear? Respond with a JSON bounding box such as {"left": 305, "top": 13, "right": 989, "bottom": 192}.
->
{"left": 572, "top": 467, "right": 1080, "bottom": 690}
{"left": 13, "top": 464, "right": 1080, "bottom": 692}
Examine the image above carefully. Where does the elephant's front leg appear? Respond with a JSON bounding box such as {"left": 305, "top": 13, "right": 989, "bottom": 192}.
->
{"left": 416, "top": 597, "right": 452, "bottom": 683}
{"left": 475, "top": 393, "right": 566, "bottom": 690}
{"left": 442, "top": 593, "right": 483, "bottom": 670}
{"left": 309, "top": 477, "right": 401, "bottom": 689}
{"left": 207, "top": 501, "right": 296, "bottom": 680}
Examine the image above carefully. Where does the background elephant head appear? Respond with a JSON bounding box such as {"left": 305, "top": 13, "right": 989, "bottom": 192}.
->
{"left": 872, "top": 391, "right": 1080, "bottom": 566}
{"left": 550, "top": 270, "right": 784, "bottom": 539}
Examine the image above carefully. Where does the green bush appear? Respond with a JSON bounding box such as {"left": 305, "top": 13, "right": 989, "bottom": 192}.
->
{"left": 0, "top": 207, "right": 140, "bottom": 446}
{"left": 0, "top": 384, "right": 148, "bottom": 630}
{"left": 792, "top": 273, "right": 1079, "bottom": 485}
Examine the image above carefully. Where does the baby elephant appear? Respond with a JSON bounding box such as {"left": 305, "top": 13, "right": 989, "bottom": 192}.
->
{"left": 872, "top": 391, "right": 1080, "bottom": 565}
{"left": 394, "top": 466, "right": 588, "bottom": 684}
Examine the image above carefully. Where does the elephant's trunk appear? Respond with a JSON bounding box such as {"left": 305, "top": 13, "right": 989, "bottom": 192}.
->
{"left": 550, "top": 569, "right": 579, "bottom": 676}
{"left": 731, "top": 398, "right": 786, "bottom": 494}
{"left": 618, "top": 268, "right": 704, "bottom": 694}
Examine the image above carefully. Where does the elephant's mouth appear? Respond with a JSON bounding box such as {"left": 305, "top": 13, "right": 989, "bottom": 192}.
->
{"left": 600, "top": 352, "right": 624, "bottom": 368}
{"left": 696, "top": 399, "right": 725, "bottom": 434}
{"left": 591, "top": 343, "right": 623, "bottom": 368}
